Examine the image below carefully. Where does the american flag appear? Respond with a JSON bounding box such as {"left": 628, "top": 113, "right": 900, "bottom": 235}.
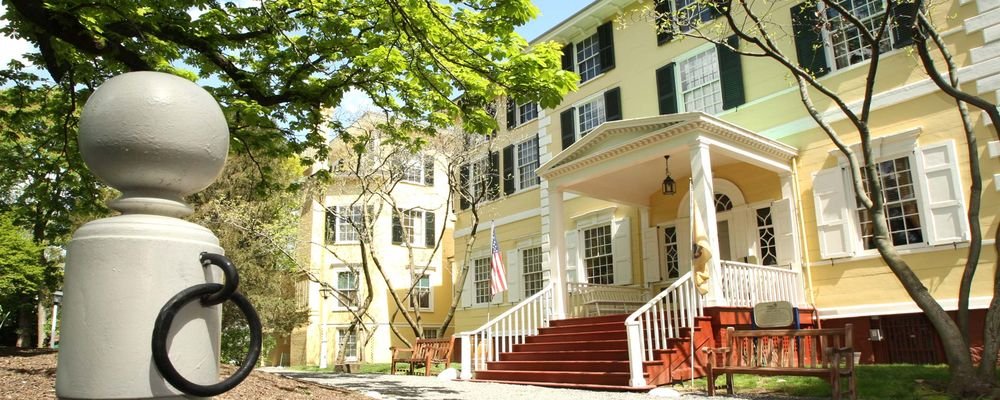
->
{"left": 489, "top": 224, "right": 508, "bottom": 296}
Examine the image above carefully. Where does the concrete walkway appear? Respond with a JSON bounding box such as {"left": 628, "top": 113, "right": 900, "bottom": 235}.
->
{"left": 259, "top": 368, "right": 772, "bottom": 400}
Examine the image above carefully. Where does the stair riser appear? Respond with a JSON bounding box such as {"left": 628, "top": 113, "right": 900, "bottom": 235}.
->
{"left": 539, "top": 323, "right": 625, "bottom": 335}
{"left": 550, "top": 314, "right": 628, "bottom": 327}
{"left": 526, "top": 331, "right": 626, "bottom": 343}
{"left": 500, "top": 351, "right": 629, "bottom": 361}
{"left": 486, "top": 361, "right": 630, "bottom": 372}
{"left": 474, "top": 371, "right": 630, "bottom": 386}
{"left": 514, "top": 341, "right": 626, "bottom": 352}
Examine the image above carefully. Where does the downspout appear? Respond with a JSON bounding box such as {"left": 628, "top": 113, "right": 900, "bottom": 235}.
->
{"left": 791, "top": 158, "right": 818, "bottom": 309}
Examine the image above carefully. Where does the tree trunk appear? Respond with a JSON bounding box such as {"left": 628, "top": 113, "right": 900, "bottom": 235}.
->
{"left": 36, "top": 302, "right": 47, "bottom": 348}
{"left": 16, "top": 305, "right": 32, "bottom": 347}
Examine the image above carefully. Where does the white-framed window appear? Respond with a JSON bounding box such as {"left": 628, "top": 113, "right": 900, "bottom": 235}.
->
{"left": 517, "top": 102, "right": 538, "bottom": 125}
{"left": 755, "top": 207, "right": 778, "bottom": 265}
{"left": 672, "top": 0, "right": 718, "bottom": 31}
{"left": 521, "top": 246, "right": 544, "bottom": 298}
{"left": 422, "top": 328, "right": 439, "bottom": 339}
{"left": 576, "top": 33, "right": 602, "bottom": 82}
{"left": 820, "top": 0, "right": 894, "bottom": 70}
{"left": 337, "top": 328, "right": 358, "bottom": 361}
{"left": 325, "top": 205, "right": 365, "bottom": 244}
{"left": 473, "top": 257, "right": 492, "bottom": 304}
{"left": 662, "top": 226, "right": 679, "bottom": 279}
{"left": 395, "top": 209, "right": 429, "bottom": 246}
{"left": 516, "top": 137, "right": 540, "bottom": 190}
{"left": 678, "top": 46, "right": 723, "bottom": 114}
{"left": 577, "top": 95, "right": 606, "bottom": 136}
{"left": 468, "top": 157, "right": 493, "bottom": 200}
{"left": 583, "top": 225, "right": 614, "bottom": 285}
{"left": 396, "top": 153, "right": 433, "bottom": 185}
{"left": 411, "top": 274, "right": 432, "bottom": 310}
{"left": 334, "top": 266, "right": 360, "bottom": 309}
{"left": 856, "top": 156, "right": 923, "bottom": 249}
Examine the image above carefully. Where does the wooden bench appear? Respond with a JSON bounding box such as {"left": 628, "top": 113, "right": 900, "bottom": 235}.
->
{"left": 703, "top": 324, "right": 856, "bottom": 400}
{"left": 390, "top": 336, "right": 454, "bottom": 376}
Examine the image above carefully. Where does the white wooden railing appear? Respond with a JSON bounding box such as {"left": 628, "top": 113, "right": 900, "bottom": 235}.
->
{"left": 720, "top": 261, "right": 804, "bottom": 307}
{"left": 623, "top": 272, "right": 703, "bottom": 387}
{"left": 566, "top": 282, "right": 649, "bottom": 318}
{"left": 458, "top": 282, "right": 555, "bottom": 380}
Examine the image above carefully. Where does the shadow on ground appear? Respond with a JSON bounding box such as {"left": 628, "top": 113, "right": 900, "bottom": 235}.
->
{"left": 279, "top": 372, "right": 462, "bottom": 399}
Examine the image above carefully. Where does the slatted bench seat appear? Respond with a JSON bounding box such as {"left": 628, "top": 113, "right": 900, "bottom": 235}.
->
{"left": 390, "top": 336, "right": 455, "bottom": 376}
{"left": 703, "top": 324, "right": 856, "bottom": 400}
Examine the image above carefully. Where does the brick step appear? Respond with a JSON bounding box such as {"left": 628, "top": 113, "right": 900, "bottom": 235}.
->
{"left": 474, "top": 370, "right": 637, "bottom": 386}
{"left": 525, "top": 329, "right": 626, "bottom": 343}
{"left": 538, "top": 321, "right": 626, "bottom": 335}
{"left": 486, "top": 360, "right": 662, "bottom": 372}
{"left": 549, "top": 314, "right": 629, "bottom": 327}
{"left": 468, "top": 379, "right": 653, "bottom": 392}
{"left": 500, "top": 349, "right": 629, "bottom": 361}
{"left": 513, "top": 339, "right": 627, "bottom": 352}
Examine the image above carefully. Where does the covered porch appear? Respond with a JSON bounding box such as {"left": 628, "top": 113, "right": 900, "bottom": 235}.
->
{"left": 536, "top": 112, "right": 806, "bottom": 318}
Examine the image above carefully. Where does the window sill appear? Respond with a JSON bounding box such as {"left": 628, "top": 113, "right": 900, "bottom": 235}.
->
{"left": 820, "top": 239, "right": 980, "bottom": 264}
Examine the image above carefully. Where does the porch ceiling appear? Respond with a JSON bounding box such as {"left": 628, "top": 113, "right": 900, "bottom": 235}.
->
{"left": 537, "top": 113, "right": 799, "bottom": 207}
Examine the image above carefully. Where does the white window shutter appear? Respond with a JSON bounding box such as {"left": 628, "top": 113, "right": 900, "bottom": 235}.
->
{"left": 772, "top": 198, "right": 799, "bottom": 267}
{"left": 506, "top": 249, "right": 522, "bottom": 303}
{"left": 612, "top": 218, "right": 632, "bottom": 285}
{"left": 915, "top": 141, "right": 969, "bottom": 245}
{"left": 676, "top": 218, "right": 691, "bottom": 275}
{"left": 812, "top": 167, "right": 856, "bottom": 259}
{"left": 642, "top": 226, "right": 660, "bottom": 283}
{"left": 461, "top": 263, "right": 473, "bottom": 307}
{"left": 565, "top": 230, "right": 580, "bottom": 283}
{"left": 729, "top": 206, "right": 750, "bottom": 261}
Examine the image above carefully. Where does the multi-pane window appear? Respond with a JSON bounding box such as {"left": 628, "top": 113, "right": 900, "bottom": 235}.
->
{"left": 469, "top": 157, "right": 493, "bottom": 201}
{"left": 577, "top": 96, "right": 606, "bottom": 136}
{"left": 397, "top": 209, "right": 425, "bottom": 245}
{"left": 422, "top": 328, "right": 439, "bottom": 339}
{"left": 521, "top": 246, "right": 544, "bottom": 298}
{"left": 516, "top": 137, "right": 540, "bottom": 189}
{"left": 822, "top": 0, "right": 893, "bottom": 70}
{"left": 663, "top": 226, "right": 679, "bottom": 279}
{"left": 335, "top": 268, "right": 360, "bottom": 308}
{"left": 857, "top": 157, "right": 923, "bottom": 249}
{"left": 679, "top": 48, "right": 723, "bottom": 114}
{"left": 576, "top": 33, "right": 602, "bottom": 82}
{"left": 714, "top": 193, "right": 734, "bottom": 212}
{"left": 517, "top": 102, "right": 538, "bottom": 125}
{"left": 473, "top": 257, "right": 491, "bottom": 304}
{"left": 411, "top": 274, "right": 431, "bottom": 309}
{"left": 338, "top": 328, "right": 358, "bottom": 360}
{"left": 336, "top": 205, "right": 364, "bottom": 242}
{"left": 755, "top": 207, "right": 778, "bottom": 266}
{"left": 583, "top": 225, "right": 614, "bottom": 284}
{"left": 672, "top": 0, "right": 718, "bottom": 31}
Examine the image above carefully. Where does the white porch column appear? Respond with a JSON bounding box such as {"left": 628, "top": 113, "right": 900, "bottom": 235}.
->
{"left": 689, "top": 139, "right": 725, "bottom": 306}
{"left": 547, "top": 185, "right": 568, "bottom": 320}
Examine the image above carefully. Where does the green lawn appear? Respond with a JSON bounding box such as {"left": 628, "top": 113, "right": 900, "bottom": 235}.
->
{"left": 695, "top": 364, "right": 958, "bottom": 399}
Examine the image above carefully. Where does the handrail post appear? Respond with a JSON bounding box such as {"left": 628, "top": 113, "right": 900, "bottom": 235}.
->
{"left": 625, "top": 321, "right": 646, "bottom": 387}
{"left": 459, "top": 334, "right": 472, "bottom": 380}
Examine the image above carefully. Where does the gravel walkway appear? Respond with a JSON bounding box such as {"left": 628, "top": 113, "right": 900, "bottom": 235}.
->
{"left": 260, "top": 368, "right": 780, "bottom": 400}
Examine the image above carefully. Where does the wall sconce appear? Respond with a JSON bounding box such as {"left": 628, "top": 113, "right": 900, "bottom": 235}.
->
{"left": 662, "top": 155, "right": 676, "bottom": 195}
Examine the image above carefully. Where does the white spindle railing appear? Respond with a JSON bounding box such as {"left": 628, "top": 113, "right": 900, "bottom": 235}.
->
{"left": 720, "top": 261, "right": 804, "bottom": 307}
{"left": 623, "top": 272, "right": 702, "bottom": 387}
{"left": 458, "top": 282, "right": 555, "bottom": 380}
{"left": 566, "top": 282, "right": 649, "bottom": 317}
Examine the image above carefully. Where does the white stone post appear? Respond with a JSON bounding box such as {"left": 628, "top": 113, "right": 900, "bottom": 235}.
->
{"left": 55, "top": 72, "right": 230, "bottom": 399}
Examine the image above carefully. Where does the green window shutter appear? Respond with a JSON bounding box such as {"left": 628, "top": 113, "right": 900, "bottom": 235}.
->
{"left": 560, "top": 108, "right": 576, "bottom": 150}
{"left": 655, "top": 63, "right": 678, "bottom": 115}
{"left": 655, "top": 0, "right": 673, "bottom": 45}
{"left": 790, "top": 3, "right": 829, "bottom": 77}
{"left": 506, "top": 98, "right": 517, "bottom": 130}
{"left": 502, "top": 144, "right": 515, "bottom": 195}
{"left": 597, "top": 21, "right": 616, "bottom": 73}
{"left": 891, "top": 2, "right": 918, "bottom": 49}
{"left": 718, "top": 35, "right": 746, "bottom": 110}
{"left": 604, "top": 87, "right": 622, "bottom": 122}
{"left": 459, "top": 164, "right": 470, "bottom": 210}
{"left": 488, "top": 151, "right": 500, "bottom": 200}
{"left": 391, "top": 209, "right": 403, "bottom": 245}
{"left": 561, "top": 43, "right": 575, "bottom": 72}
{"left": 425, "top": 211, "right": 436, "bottom": 247}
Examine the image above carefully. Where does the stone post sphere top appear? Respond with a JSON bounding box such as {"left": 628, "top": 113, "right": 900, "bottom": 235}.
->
{"left": 79, "top": 72, "right": 229, "bottom": 216}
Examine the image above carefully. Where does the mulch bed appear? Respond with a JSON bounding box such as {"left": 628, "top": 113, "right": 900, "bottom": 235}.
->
{"left": 0, "top": 347, "right": 369, "bottom": 399}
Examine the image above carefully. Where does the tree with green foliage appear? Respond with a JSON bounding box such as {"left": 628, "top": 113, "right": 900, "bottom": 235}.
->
{"left": 0, "top": 213, "right": 44, "bottom": 346}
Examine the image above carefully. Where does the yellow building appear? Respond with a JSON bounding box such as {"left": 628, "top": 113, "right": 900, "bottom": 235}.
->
{"left": 450, "top": 0, "right": 999, "bottom": 389}
{"left": 290, "top": 115, "right": 456, "bottom": 366}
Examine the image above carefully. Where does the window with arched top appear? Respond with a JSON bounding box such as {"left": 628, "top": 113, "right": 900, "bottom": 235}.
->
{"left": 714, "top": 193, "right": 733, "bottom": 212}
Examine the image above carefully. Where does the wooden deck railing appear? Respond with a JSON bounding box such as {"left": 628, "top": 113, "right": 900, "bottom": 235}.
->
{"left": 720, "top": 261, "right": 804, "bottom": 307}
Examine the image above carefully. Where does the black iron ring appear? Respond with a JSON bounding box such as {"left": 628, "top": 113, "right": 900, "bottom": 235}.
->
{"left": 199, "top": 252, "right": 239, "bottom": 306}
{"left": 151, "top": 283, "right": 262, "bottom": 397}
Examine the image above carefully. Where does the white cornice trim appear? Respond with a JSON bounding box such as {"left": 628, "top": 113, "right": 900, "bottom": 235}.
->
{"left": 818, "top": 296, "right": 994, "bottom": 319}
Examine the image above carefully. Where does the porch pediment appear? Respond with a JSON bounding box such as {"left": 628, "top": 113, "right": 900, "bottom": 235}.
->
{"left": 537, "top": 113, "right": 799, "bottom": 182}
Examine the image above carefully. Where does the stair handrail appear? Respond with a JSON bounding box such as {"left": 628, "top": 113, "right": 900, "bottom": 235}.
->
{"left": 623, "top": 271, "right": 703, "bottom": 388}
{"left": 457, "top": 281, "right": 555, "bottom": 380}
